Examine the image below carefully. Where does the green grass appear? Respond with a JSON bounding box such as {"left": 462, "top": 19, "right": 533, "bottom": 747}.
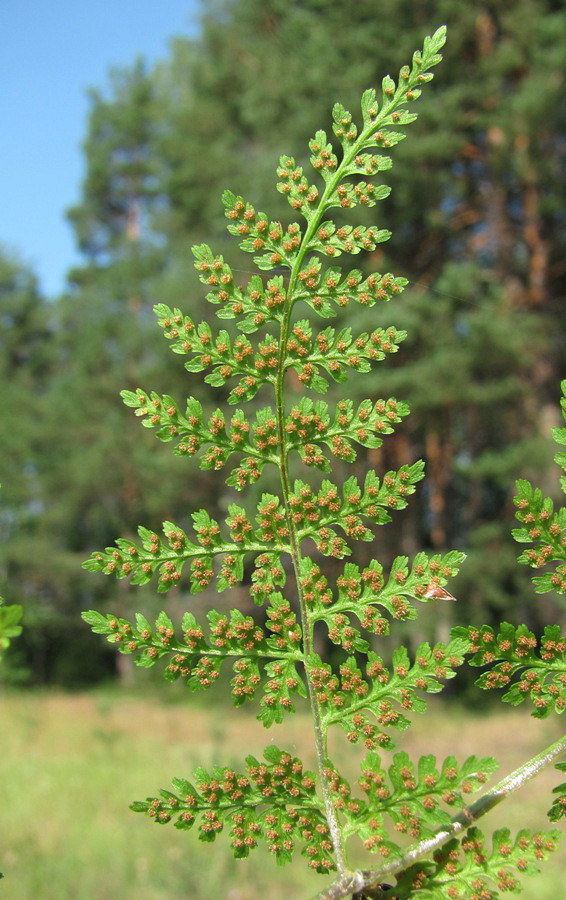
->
{"left": 0, "top": 689, "right": 563, "bottom": 898}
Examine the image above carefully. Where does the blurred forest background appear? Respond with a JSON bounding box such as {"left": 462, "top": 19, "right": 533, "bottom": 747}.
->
{"left": 1, "top": 0, "right": 565, "bottom": 688}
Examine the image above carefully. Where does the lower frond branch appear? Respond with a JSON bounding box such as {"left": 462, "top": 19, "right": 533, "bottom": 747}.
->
{"left": 317, "top": 735, "right": 566, "bottom": 900}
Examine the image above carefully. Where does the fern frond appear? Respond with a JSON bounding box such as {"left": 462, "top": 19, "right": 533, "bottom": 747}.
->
{"left": 454, "top": 622, "right": 566, "bottom": 718}
{"left": 548, "top": 761, "right": 566, "bottom": 822}
{"left": 391, "top": 826, "right": 561, "bottom": 898}
{"left": 293, "top": 262, "right": 406, "bottom": 319}
{"left": 309, "top": 639, "right": 469, "bottom": 750}
{"left": 82, "top": 509, "right": 290, "bottom": 594}
{"left": 329, "top": 751, "right": 498, "bottom": 848}
{"left": 192, "top": 243, "right": 285, "bottom": 332}
{"left": 131, "top": 746, "right": 335, "bottom": 872}
{"left": 302, "top": 551, "right": 465, "bottom": 637}
{"left": 284, "top": 321, "right": 406, "bottom": 393}
{"left": 511, "top": 379, "right": 566, "bottom": 595}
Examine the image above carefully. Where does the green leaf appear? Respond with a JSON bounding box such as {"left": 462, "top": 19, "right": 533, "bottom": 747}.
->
{"left": 82, "top": 604, "right": 303, "bottom": 701}
{"left": 0, "top": 600, "right": 23, "bottom": 654}
{"left": 257, "top": 658, "right": 306, "bottom": 726}
{"left": 81, "top": 610, "right": 112, "bottom": 634}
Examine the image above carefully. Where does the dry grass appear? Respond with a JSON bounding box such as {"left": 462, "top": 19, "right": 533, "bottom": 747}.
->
{"left": 0, "top": 689, "right": 563, "bottom": 899}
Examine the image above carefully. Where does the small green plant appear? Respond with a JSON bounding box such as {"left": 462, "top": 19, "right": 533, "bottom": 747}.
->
{"left": 83, "top": 27, "right": 565, "bottom": 898}
{"left": 0, "top": 597, "right": 22, "bottom": 666}
{"left": 0, "top": 487, "right": 22, "bottom": 669}
{"left": 0, "top": 485, "right": 23, "bottom": 882}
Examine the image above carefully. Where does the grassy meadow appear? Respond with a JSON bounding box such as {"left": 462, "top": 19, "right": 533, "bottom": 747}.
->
{"left": 1, "top": 688, "right": 564, "bottom": 899}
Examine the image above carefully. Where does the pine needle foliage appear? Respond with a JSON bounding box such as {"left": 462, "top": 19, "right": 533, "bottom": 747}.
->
{"left": 83, "top": 28, "right": 565, "bottom": 898}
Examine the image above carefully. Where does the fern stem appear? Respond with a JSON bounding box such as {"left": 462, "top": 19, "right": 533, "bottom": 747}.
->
{"left": 274, "top": 303, "right": 348, "bottom": 874}
{"left": 272, "top": 76, "right": 438, "bottom": 880}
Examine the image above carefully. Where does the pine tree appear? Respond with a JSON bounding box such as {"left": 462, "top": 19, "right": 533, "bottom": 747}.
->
{"left": 0, "top": 250, "right": 52, "bottom": 593}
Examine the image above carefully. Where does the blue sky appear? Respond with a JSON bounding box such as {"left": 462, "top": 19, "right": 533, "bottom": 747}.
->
{"left": 0, "top": 0, "right": 200, "bottom": 297}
